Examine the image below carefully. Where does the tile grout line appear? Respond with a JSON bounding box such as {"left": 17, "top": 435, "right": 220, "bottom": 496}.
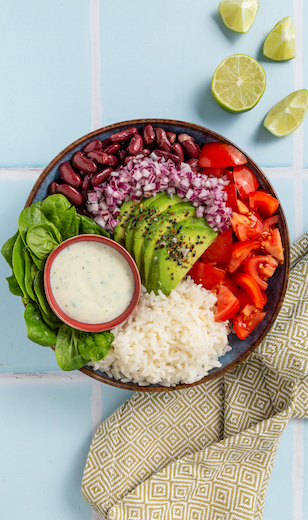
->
{"left": 90, "top": 0, "right": 103, "bottom": 131}
{"left": 292, "top": 419, "right": 305, "bottom": 520}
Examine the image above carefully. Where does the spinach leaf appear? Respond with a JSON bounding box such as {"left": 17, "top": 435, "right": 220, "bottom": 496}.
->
{"left": 77, "top": 213, "right": 110, "bottom": 237}
{"left": 24, "top": 249, "right": 39, "bottom": 302}
{"left": 26, "top": 222, "right": 61, "bottom": 260}
{"left": 1, "top": 230, "right": 20, "bottom": 268}
{"left": 79, "top": 331, "right": 113, "bottom": 361}
{"left": 6, "top": 273, "right": 23, "bottom": 296}
{"left": 28, "top": 249, "right": 45, "bottom": 271}
{"left": 18, "top": 203, "right": 49, "bottom": 245}
{"left": 41, "top": 309, "right": 62, "bottom": 330}
{"left": 33, "top": 270, "right": 51, "bottom": 315}
{"left": 24, "top": 302, "right": 57, "bottom": 347}
{"left": 55, "top": 325, "right": 89, "bottom": 371}
{"left": 12, "top": 233, "right": 30, "bottom": 301}
{"left": 41, "top": 194, "right": 79, "bottom": 240}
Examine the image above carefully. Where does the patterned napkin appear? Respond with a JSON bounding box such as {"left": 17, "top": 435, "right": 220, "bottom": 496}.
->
{"left": 81, "top": 234, "right": 308, "bottom": 520}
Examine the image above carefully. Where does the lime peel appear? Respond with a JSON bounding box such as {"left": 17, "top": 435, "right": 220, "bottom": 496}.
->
{"left": 263, "top": 89, "right": 308, "bottom": 136}
{"left": 212, "top": 54, "right": 266, "bottom": 113}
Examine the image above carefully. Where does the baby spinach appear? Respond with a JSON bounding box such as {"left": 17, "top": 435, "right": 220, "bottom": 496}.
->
{"left": 79, "top": 331, "right": 113, "bottom": 361}
{"left": 26, "top": 222, "right": 61, "bottom": 260}
{"left": 1, "top": 230, "right": 19, "bottom": 268}
{"left": 24, "top": 302, "right": 57, "bottom": 347}
{"left": 12, "top": 234, "right": 29, "bottom": 302}
{"left": 6, "top": 273, "right": 23, "bottom": 296}
{"left": 24, "top": 248, "right": 38, "bottom": 302}
{"left": 41, "top": 194, "right": 79, "bottom": 240}
{"left": 18, "top": 202, "right": 48, "bottom": 244}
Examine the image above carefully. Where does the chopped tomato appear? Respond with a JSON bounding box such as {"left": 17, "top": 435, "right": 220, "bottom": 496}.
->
{"left": 233, "top": 165, "right": 259, "bottom": 199}
{"left": 236, "top": 199, "right": 249, "bottom": 214}
{"left": 228, "top": 240, "right": 261, "bottom": 273}
{"left": 230, "top": 211, "right": 263, "bottom": 242}
{"left": 221, "top": 274, "right": 239, "bottom": 294}
{"left": 200, "top": 167, "right": 228, "bottom": 178}
{"left": 215, "top": 285, "right": 240, "bottom": 322}
{"left": 261, "top": 227, "right": 284, "bottom": 263}
{"left": 232, "top": 272, "right": 265, "bottom": 309}
{"left": 262, "top": 215, "right": 279, "bottom": 232}
{"left": 233, "top": 305, "right": 266, "bottom": 340}
{"left": 249, "top": 190, "right": 279, "bottom": 218}
{"left": 236, "top": 288, "right": 267, "bottom": 309}
{"left": 224, "top": 183, "right": 238, "bottom": 212}
{"left": 199, "top": 142, "right": 247, "bottom": 168}
{"left": 189, "top": 261, "right": 226, "bottom": 290}
{"left": 244, "top": 255, "right": 278, "bottom": 291}
{"left": 200, "top": 228, "right": 233, "bottom": 264}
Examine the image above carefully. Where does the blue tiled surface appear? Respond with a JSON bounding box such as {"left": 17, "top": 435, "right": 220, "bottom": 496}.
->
{"left": 0, "top": 0, "right": 307, "bottom": 519}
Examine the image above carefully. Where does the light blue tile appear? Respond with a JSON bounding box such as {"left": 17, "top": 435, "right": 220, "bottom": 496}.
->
{"left": 263, "top": 420, "right": 293, "bottom": 520}
{"left": 0, "top": 0, "right": 91, "bottom": 168}
{"left": 100, "top": 383, "right": 134, "bottom": 421}
{"left": 100, "top": 0, "right": 294, "bottom": 168}
{"left": 0, "top": 177, "right": 60, "bottom": 372}
{"left": 0, "top": 380, "right": 93, "bottom": 520}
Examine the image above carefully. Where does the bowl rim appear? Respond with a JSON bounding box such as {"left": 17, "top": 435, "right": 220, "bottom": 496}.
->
{"left": 44, "top": 234, "right": 141, "bottom": 332}
{"left": 26, "top": 118, "right": 290, "bottom": 392}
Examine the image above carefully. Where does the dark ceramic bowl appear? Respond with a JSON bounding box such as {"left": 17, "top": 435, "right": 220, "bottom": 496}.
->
{"left": 44, "top": 234, "right": 141, "bottom": 333}
{"left": 26, "top": 119, "right": 290, "bottom": 392}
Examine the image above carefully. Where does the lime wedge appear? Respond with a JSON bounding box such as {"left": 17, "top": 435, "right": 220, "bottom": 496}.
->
{"left": 218, "top": 0, "right": 259, "bottom": 33}
{"left": 211, "top": 54, "right": 266, "bottom": 112}
{"left": 263, "top": 89, "right": 308, "bottom": 136}
{"left": 263, "top": 16, "right": 296, "bottom": 61}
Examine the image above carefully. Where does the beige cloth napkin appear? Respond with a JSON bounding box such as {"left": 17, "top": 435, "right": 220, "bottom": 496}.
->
{"left": 81, "top": 234, "right": 308, "bottom": 519}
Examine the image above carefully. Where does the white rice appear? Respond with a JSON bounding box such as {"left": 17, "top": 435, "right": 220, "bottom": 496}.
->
{"left": 89, "top": 276, "right": 231, "bottom": 387}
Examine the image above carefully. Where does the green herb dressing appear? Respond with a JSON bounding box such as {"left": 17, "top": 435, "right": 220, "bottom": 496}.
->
{"left": 50, "top": 241, "right": 134, "bottom": 324}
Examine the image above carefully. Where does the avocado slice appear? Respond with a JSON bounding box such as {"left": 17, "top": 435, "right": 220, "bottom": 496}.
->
{"left": 142, "top": 201, "right": 195, "bottom": 285}
{"left": 146, "top": 216, "right": 217, "bottom": 295}
{"left": 113, "top": 199, "right": 138, "bottom": 244}
{"left": 124, "top": 192, "right": 166, "bottom": 254}
{"left": 132, "top": 193, "right": 183, "bottom": 270}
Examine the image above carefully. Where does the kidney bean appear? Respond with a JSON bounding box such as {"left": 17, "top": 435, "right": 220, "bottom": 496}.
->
{"left": 155, "top": 127, "right": 171, "bottom": 152}
{"left": 48, "top": 181, "right": 59, "bottom": 195}
{"left": 102, "top": 143, "right": 121, "bottom": 155}
{"left": 72, "top": 151, "right": 97, "bottom": 174}
{"left": 110, "top": 127, "right": 138, "bottom": 143}
{"left": 87, "top": 151, "right": 119, "bottom": 167}
{"left": 59, "top": 161, "right": 82, "bottom": 187}
{"left": 153, "top": 149, "right": 181, "bottom": 164}
{"left": 117, "top": 149, "right": 128, "bottom": 162}
{"left": 82, "top": 139, "right": 103, "bottom": 153}
{"left": 127, "top": 134, "right": 143, "bottom": 155}
{"left": 91, "top": 167, "right": 113, "bottom": 186}
{"left": 166, "top": 131, "right": 176, "bottom": 144}
{"left": 81, "top": 173, "right": 91, "bottom": 190}
{"left": 142, "top": 124, "right": 155, "bottom": 145}
{"left": 182, "top": 140, "right": 200, "bottom": 159}
{"left": 56, "top": 184, "right": 83, "bottom": 206}
{"left": 178, "top": 133, "right": 194, "bottom": 144}
{"left": 187, "top": 158, "right": 199, "bottom": 173}
{"left": 172, "top": 143, "right": 184, "bottom": 163}
{"left": 140, "top": 148, "right": 151, "bottom": 157}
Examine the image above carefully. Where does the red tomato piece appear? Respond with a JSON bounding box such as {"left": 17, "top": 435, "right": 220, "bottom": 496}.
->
{"left": 249, "top": 190, "right": 279, "bottom": 218}
{"left": 244, "top": 255, "right": 278, "bottom": 290}
{"left": 224, "top": 183, "right": 238, "bottom": 212}
{"left": 236, "top": 288, "right": 267, "bottom": 310}
{"left": 228, "top": 240, "right": 261, "bottom": 273}
{"left": 232, "top": 272, "right": 265, "bottom": 309}
{"left": 200, "top": 167, "right": 228, "bottom": 178}
{"left": 233, "top": 305, "right": 266, "bottom": 340}
{"left": 221, "top": 274, "right": 239, "bottom": 294}
{"left": 261, "top": 228, "right": 284, "bottom": 263}
{"left": 199, "top": 142, "right": 247, "bottom": 168}
{"left": 230, "top": 211, "right": 263, "bottom": 242}
{"left": 200, "top": 228, "right": 233, "bottom": 264}
{"left": 189, "top": 261, "right": 226, "bottom": 290}
{"left": 262, "top": 215, "right": 279, "bottom": 232}
{"left": 215, "top": 285, "right": 240, "bottom": 322}
{"left": 233, "top": 165, "right": 259, "bottom": 199}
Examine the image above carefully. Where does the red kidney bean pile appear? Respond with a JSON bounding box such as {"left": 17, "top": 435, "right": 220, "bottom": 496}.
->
{"left": 48, "top": 125, "right": 201, "bottom": 211}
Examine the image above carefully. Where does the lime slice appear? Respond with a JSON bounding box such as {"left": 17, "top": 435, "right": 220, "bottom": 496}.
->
{"left": 211, "top": 54, "right": 266, "bottom": 112}
{"left": 218, "top": 0, "right": 259, "bottom": 33}
{"left": 263, "top": 89, "right": 308, "bottom": 136}
{"left": 263, "top": 16, "right": 296, "bottom": 60}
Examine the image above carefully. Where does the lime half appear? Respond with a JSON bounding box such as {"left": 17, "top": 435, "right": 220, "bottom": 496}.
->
{"left": 219, "top": 0, "right": 259, "bottom": 33}
{"left": 263, "top": 16, "right": 296, "bottom": 61}
{"left": 212, "top": 54, "right": 266, "bottom": 112}
{"left": 263, "top": 90, "right": 308, "bottom": 136}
